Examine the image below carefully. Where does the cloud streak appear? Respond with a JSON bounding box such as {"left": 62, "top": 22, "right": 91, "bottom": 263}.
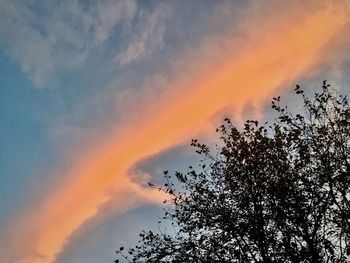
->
{"left": 1, "top": 3, "right": 348, "bottom": 263}
{"left": 115, "top": 2, "right": 170, "bottom": 66}
{"left": 0, "top": 0, "right": 168, "bottom": 87}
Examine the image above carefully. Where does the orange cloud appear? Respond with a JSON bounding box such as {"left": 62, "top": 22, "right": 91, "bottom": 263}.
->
{"left": 3, "top": 6, "right": 348, "bottom": 263}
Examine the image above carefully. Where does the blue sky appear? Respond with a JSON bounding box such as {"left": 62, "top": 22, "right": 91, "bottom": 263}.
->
{"left": 0, "top": 1, "right": 350, "bottom": 262}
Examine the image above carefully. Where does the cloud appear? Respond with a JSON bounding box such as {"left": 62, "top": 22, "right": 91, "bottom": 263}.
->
{"left": 93, "top": 0, "right": 137, "bottom": 45}
{"left": 1, "top": 3, "right": 348, "bottom": 262}
{"left": 114, "top": 3, "right": 171, "bottom": 66}
{"left": 0, "top": 0, "right": 138, "bottom": 87}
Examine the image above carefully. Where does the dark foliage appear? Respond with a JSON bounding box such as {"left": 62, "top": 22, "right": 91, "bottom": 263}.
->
{"left": 116, "top": 81, "right": 350, "bottom": 263}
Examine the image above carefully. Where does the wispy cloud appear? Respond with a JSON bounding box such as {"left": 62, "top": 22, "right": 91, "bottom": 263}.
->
{"left": 0, "top": 0, "right": 169, "bottom": 87}
{"left": 114, "top": 3, "right": 171, "bottom": 66}
{"left": 93, "top": 0, "right": 137, "bottom": 45}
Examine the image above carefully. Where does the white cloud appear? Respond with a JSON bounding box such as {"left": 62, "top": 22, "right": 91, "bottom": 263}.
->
{"left": 115, "top": 3, "right": 171, "bottom": 66}
{"left": 94, "top": 0, "right": 137, "bottom": 45}
{"left": 11, "top": 25, "right": 55, "bottom": 87}
{"left": 0, "top": 0, "right": 138, "bottom": 88}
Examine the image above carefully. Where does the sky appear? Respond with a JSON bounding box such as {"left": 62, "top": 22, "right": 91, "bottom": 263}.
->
{"left": 0, "top": 1, "right": 350, "bottom": 262}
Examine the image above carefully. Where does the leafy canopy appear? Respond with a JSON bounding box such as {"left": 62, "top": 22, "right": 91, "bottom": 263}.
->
{"left": 116, "top": 82, "right": 350, "bottom": 263}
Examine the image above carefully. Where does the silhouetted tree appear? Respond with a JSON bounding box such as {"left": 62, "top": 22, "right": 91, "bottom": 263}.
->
{"left": 116, "top": 81, "right": 350, "bottom": 263}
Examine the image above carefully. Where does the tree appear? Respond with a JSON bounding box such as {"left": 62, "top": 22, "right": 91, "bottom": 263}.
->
{"left": 116, "top": 81, "right": 350, "bottom": 263}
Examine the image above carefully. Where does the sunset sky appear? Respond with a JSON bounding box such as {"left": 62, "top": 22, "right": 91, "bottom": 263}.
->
{"left": 1, "top": 1, "right": 350, "bottom": 262}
